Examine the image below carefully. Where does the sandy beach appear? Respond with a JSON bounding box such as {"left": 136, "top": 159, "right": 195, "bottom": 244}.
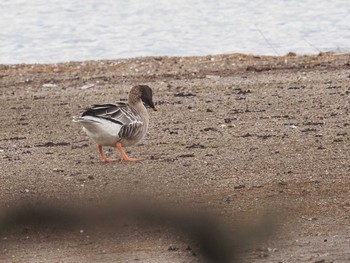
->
{"left": 1, "top": 52, "right": 350, "bottom": 262}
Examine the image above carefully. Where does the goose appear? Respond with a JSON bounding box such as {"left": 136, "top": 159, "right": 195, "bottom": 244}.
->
{"left": 73, "top": 85, "right": 156, "bottom": 162}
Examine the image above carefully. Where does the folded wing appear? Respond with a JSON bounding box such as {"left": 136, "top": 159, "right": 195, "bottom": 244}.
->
{"left": 82, "top": 103, "right": 144, "bottom": 140}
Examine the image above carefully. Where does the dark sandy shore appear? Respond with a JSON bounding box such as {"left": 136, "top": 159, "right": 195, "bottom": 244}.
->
{"left": 0, "top": 52, "right": 350, "bottom": 262}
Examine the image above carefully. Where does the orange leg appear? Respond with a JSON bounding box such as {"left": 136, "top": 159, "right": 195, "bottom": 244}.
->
{"left": 97, "top": 145, "right": 118, "bottom": 163}
{"left": 116, "top": 142, "right": 143, "bottom": 162}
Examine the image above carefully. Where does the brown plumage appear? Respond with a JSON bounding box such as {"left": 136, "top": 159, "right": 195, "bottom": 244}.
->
{"left": 73, "top": 85, "right": 156, "bottom": 162}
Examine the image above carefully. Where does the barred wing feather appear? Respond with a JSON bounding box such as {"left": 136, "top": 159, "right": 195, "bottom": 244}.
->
{"left": 81, "top": 103, "right": 144, "bottom": 140}
{"left": 82, "top": 103, "right": 143, "bottom": 125}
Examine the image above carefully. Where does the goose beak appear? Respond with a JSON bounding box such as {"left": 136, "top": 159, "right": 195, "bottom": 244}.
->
{"left": 143, "top": 102, "right": 157, "bottom": 111}
{"left": 150, "top": 101, "right": 157, "bottom": 111}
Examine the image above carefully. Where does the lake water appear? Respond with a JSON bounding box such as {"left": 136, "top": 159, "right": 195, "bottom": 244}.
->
{"left": 1, "top": 0, "right": 349, "bottom": 64}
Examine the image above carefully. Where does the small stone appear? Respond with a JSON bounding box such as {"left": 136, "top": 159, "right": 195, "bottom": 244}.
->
{"left": 268, "top": 247, "right": 277, "bottom": 252}
{"left": 178, "top": 153, "right": 194, "bottom": 158}
{"left": 80, "top": 84, "right": 95, "bottom": 90}
{"left": 42, "top": 83, "right": 57, "bottom": 88}
{"left": 186, "top": 143, "right": 206, "bottom": 149}
{"left": 203, "top": 127, "right": 217, "bottom": 132}
{"left": 286, "top": 51, "right": 297, "bottom": 57}
{"left": 168, "top": 245, "right": 179, "bottom": 251}
{"left": 206, "top": 75, "right": 220, "bottom": 79}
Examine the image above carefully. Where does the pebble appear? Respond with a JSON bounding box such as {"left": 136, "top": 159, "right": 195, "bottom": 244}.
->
{"left": 80, "top": 84, "right": 95, "bottom": 90}
{"left": 168, "top": 245, "right": 179, "bottom": 251}
{"left": 42, "top": 83, "right": 58, "bottom": 88}
{"left": 206, "top": 75, "right": 220, "bottom": 79}
{"left": 268, "top": 247, "right": 278, "bottom": 252}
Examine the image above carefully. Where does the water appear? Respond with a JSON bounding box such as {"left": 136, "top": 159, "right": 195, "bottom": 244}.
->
{"left": 1, "top": 0, "right": 349, "bottom": 64}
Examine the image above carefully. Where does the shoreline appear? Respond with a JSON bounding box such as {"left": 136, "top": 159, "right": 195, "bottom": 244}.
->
{"left": 1, "top": 51, "right": 349, "bottom": 66}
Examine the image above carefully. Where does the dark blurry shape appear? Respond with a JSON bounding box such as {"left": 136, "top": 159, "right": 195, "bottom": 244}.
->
{"left": 0, "top": 199, "right": 276, "bottom": 263}
{"left": 0, "top": 205, "right": 76, "bottom": 231}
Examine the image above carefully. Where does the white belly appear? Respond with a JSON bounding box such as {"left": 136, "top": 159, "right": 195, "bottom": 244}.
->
{"left": 80, "top": 116, "right": 122, "bottom": 146}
